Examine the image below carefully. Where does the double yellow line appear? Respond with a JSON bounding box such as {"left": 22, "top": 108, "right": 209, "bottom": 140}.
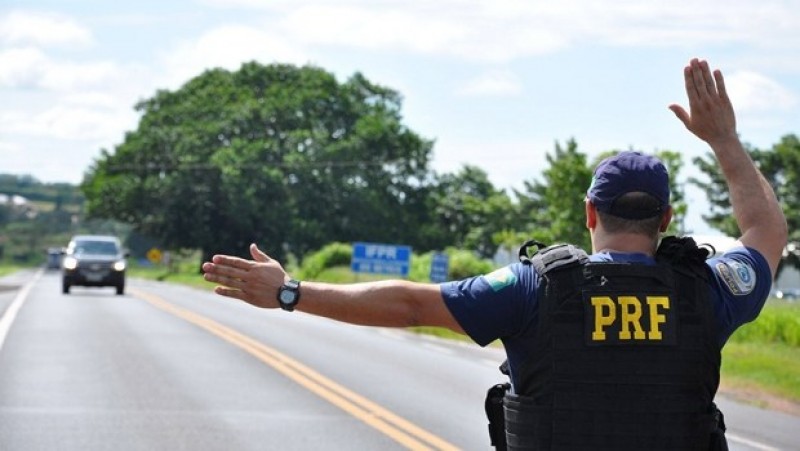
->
{"left": 132, "top": 289, "right": 460, "bottom": 451}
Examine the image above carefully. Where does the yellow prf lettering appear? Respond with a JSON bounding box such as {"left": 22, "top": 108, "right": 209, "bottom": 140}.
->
{"left": 618, "top": 296, "right": 646, "bottom": 340}
{"left": 591, "top": 296, "right": 616, "bottom": 341}
{"left": 647, "top": 296, "right": 670, "bottom": 340}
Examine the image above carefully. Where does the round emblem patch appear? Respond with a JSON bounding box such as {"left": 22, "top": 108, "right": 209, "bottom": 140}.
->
{"left": 715, "top": 260, "right": 756, "bottom": 296}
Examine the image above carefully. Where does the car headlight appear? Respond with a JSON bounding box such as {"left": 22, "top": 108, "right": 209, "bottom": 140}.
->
{"left": 63, "top": 256, "right": 78, "bottom": 270}
{"left": 113, "top": 260, "right": 126, "bottom": 271}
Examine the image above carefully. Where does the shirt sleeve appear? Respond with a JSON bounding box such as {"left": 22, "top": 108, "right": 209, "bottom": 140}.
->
{"left": 706, "top": 246, "right": 772, "bottom": 345}
{"left": 440, "top": 263, "right": 537, "bottom": 347}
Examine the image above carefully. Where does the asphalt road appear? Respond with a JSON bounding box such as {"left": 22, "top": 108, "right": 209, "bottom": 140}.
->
{"left": 0, "top": 269, "right": 797, "bottom": 450}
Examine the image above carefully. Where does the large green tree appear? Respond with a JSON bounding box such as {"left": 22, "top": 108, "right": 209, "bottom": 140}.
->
{"left": 692, "top": 134, "right": 800, "bottom": 270}
{"left": 514, "top": 139, "right": 594, "bottom": 251}
{"left": 82, "top": 63, "right": 434, "bottom": 263}
{"left": 426, "top": 165, "right": 516, "bottom": 258}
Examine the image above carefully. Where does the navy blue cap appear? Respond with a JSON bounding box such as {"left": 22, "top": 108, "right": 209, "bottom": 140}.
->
{"left": 586, "top": 151, "right": 670, "bottom": 219}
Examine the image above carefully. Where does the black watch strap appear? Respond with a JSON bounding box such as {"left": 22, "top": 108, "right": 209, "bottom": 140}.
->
{"left": 277, "top": 279, "right": 301, "bottom": 311}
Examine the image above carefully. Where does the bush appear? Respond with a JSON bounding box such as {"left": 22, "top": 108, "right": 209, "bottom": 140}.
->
{"left": 297, "top": 242, "right": 353, "bottom": 280}
{"left": 447, "top": 247, "right": 495, "bottom": 279}
{"left": 409, "top": 248, "right": 494, "bottom": 282}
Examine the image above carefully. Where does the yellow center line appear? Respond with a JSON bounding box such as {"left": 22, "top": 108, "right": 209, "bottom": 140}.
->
{"left": 131, "top": 288, "right": 461, "bottom": 451}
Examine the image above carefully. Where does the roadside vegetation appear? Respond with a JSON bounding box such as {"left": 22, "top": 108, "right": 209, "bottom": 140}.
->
{"left": 0, "top": 264, "right": 27, "bottom": 277}
{"left": 720, "top": 301, "right": 800, "bottom": 411}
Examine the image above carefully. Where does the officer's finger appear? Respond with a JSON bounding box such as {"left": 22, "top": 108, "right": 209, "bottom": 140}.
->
{"left": 668, "top": 104, "right": 690, "bottom": 130}
{"left": 690, "top": 59, "right": 708, "bottom": 98}
{"left": 250, "top": 243, "right": 271, "bottom": 263}
{"left": 212, "top": 254, "right": 254, "bottom": 270}
{"left": 682, "top": 63, "right": 700, "bottom": 108}
{"left": 714, "top": 69, "right": 730, "bottom": 105}
{"left": 204, "top": 262, "right": 249, "bottom": 280}
{"left": 214, "top": 286, "right": 248, "bottom": 301}
{"left": 203, "top": 272, "right": 245, "bottom": 289}
{"left": 699, "top": 60, "right": 717, "bottom": 96}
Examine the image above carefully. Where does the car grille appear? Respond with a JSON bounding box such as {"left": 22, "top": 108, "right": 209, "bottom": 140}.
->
{"left": 76, "top": 260, "right": 114, "bottom": 273}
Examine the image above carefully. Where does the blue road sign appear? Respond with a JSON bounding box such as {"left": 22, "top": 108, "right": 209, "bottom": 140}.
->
{"left": 351, "top": 242, "right": 412, "bottom": 277}
{"left": 429, "top": 252, "right": 449, "bottom": 283}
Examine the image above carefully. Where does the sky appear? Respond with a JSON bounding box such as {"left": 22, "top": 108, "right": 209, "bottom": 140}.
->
{"left": 1, "top": 0, "right": 798, "bottom": 235}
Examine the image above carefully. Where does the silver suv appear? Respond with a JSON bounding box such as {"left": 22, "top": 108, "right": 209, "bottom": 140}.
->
{"left": 62, "top": 235, "right": 127, "bottom": 295}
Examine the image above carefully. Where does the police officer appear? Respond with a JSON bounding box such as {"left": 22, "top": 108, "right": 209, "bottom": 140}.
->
{"left": 202, "top": 58, "right": 787, "bottom": 450}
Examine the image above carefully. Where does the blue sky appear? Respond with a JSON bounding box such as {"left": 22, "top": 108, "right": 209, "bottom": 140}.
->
{"left": 1, "top": 0, "right": 798, "bottom": 235}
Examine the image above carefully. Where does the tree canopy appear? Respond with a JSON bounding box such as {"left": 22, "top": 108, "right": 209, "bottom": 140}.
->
{"left": 82, "top": 63, "right": 435, "bottom": 263}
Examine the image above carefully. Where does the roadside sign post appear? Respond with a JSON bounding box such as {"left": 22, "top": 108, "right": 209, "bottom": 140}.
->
{"left": 429, "top": 252, "right": 449, "bottom": 283}
{"left": 351, "top": 242, "right": 412, "bottom": 277}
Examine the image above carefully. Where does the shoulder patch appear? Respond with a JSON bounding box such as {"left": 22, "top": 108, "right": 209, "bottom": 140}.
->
{"left": 715, "top": 260, "right": 756, "bottom": 296}
{"left": 483, "top": 267, "right": 517, "bottom": 292}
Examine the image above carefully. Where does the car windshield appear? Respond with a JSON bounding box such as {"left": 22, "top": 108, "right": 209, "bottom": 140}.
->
{"left": 74, "top": 241, "right": 119, "bottom": 256}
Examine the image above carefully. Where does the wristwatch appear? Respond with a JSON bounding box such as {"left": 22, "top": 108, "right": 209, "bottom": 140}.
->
{"left": 277, "top": 279, "right": 301, "bottom": 311}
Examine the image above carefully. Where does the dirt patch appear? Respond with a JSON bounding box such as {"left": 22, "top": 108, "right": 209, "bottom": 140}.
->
{"left": 719, "top": 382, "right": 800, "bottom": 417}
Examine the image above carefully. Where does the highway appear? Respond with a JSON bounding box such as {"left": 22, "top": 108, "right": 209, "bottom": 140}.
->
{"left": 1, "top": 269, "right": 797, "bottom": 450}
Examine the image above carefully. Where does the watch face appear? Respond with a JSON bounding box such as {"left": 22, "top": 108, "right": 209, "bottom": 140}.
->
{"left": 279, "top": 289, "right": 297, "bottom": 304}
{"left": 277, "top": 280, "right": 300, "bottom": 311}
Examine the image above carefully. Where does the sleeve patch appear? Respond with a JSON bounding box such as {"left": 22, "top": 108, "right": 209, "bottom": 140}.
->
{"left": 715, "top": 260, "right": 756, "bottom": 296}
{"left": 482, "top": 267, "right": 517, "bottom": 292}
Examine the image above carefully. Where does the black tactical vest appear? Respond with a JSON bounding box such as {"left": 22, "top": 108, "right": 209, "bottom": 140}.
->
{"left": 504, "top": 238, "right": 721, "bottom": 450}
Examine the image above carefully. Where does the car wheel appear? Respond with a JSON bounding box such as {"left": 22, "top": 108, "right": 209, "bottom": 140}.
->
{"left": 116, "top": 284, "right": 125, "bottom": 295}
{"left": 62, "top": 282, "right": 70, "bottom": 294}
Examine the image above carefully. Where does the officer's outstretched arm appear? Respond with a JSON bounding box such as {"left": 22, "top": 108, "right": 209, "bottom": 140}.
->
{"left": 202, "top": 243, "right": 465, "bottom": 332}
{"left": 669, "top": 58, "right": 787, "bottom": 277}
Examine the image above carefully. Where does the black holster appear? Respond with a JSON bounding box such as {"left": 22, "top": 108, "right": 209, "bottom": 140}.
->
{"left": 709, "top": 403, "right": 728, "bottom": 451}
{"left": 485, "top": 383, "right": 510, "bottom": 450}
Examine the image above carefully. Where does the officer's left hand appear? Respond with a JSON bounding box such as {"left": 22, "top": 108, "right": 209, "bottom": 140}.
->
{"left": 669, "top": 58, "right": 738, "bottom": 148}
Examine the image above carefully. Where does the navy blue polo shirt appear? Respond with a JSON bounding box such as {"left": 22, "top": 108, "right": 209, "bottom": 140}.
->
{"left": 441, "top": 246, "right": 771, "bottom": 389}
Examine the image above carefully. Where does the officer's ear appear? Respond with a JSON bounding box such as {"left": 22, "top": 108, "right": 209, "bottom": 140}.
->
{"left": 659, "top": 206, "right": 673, "bottom": 232}
{"left": 585, "top": 199, "right": 597, "bottom": 230}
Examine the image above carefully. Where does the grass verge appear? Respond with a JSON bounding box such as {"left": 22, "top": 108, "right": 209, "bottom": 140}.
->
{"left": 721, "top": 342, "right": 800, "bottom": 403}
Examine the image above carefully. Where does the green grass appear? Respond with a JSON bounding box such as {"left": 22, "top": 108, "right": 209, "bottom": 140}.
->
{"left": 0, "top": 263, "right": 33, "bottom": 277}
{"left": 721, "top": 342, "right": 800, "bottom": 402}
{"left": 719, "top": 300, "right": 800, "bottom": 406}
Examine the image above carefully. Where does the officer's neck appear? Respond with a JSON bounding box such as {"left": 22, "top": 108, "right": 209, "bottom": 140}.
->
{"left": 591, "top": 230, "right": 658, "bottom": 256}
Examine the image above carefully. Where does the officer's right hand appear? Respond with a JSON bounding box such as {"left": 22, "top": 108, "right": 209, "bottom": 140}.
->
{"left": 202, "top": 243, "right": 290, "bottom": 309}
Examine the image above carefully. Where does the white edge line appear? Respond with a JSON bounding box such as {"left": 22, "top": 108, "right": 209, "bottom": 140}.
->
{"left": 0, "top": 269, "right": 43, "bottom": 351}
{"left": 726, "top": 432, "right": 780, "bottom": 451}
{"left": 421, "top": 343, "right": 454, "bottom": 355}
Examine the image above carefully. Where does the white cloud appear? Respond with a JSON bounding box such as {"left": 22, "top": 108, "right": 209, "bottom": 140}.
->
{"left": 456, "top": 70, "right": 522, "bottom": 97}
{"left": 0, "top": 10, "right": 92, "bottom": 47}
{"left": 1, "top": 103, "right": 136, "bottom": 142}
{"left": 61, "top": 91, "right": 120, "bottom": 108}
{"left": 0, "top": 47, "right": 48, "bottom": 88}
{"left": 0, "top": 140, "right": 21, "bottom": 154}
{"left": 158, "top": 24, "right": 309, "bottom": 89}
{"left": 280, "top": 6, "right": 467, "bottom": 53}
{"left": 196, "top": 0, "right": 800, "bottom": 63}
{"left": 0, "top": 47, "right": 119, "bottom": 91}
{"left": 725, "top": 71, "right": 797, "bottom": 112}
